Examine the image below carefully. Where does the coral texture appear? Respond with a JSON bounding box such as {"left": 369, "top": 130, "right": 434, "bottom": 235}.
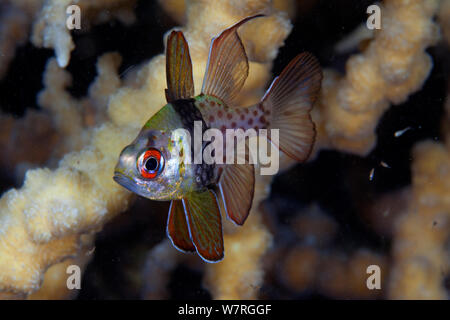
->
{"left": 387, "top": 94, "right": 450, "bottom": 299}
{"left": 312, "top": 0, "right": 441, "bottom": 156}
{"left": 0, "top": 0, "right": 448, "bottom": 300}
{"left": 31, "top": 0, "right": 136, "bottom": 68}
{"left": 0, "top": 0, "right": 289, "bottom": 298}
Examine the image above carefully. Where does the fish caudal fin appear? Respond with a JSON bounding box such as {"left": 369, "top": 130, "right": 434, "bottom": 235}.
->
{"left": 165, "top": 31, "right": 194, "bottom": 102}
{"left": 201, "top": 14, "right": 264, "bottom": 106}
{"left": 167, "top": 200, "right": 195, "bottom": 253}
{"left": 184, "top": 190, "right": 224, "bottom": 262}
{"left": 218, "top": 164, "right": 255, "bottom": 225}
{"left": 263, "top": 53, "right": 322, "bottom": 162}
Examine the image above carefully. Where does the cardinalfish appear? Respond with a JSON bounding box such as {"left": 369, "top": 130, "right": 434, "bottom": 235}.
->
{"left": 113, "top": 15, "right": 322, "bottom": 262}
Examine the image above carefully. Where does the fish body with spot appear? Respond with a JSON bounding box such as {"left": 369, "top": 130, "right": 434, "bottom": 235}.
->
{"left": 114, "top": 15, "right": 323, "bottom": 262}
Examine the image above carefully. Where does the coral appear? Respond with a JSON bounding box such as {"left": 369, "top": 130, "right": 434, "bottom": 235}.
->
{"left": 274, "top": 205, "right": 387, "bottom": 299}
{"left": 0, "top": 51, "right": 129, "bottom": 296}
{"left": 27, "top": 234, "right": 94, "bottom": 300}
{"left": 0, "top": 0, "right": 135, "bottom": 78}
{"left": 204, "top": 175, "right": 273, "bottom": 299}
{"left": 312, "top": 0, "right": 441, "bottom": 156}
{"left": 140, "top": 239, "right": 183, "bottom": 299}
{"left": 38, "top": 52, "right": 123, "bottom": 157}
{"left": 31, "top": 0, "right": 136, "bottom": 68}
{"left": 388, "top": 109, "right": 450, "bottom": 299}
{"left": 317, "top": 249, "right": 387, "bottom": 299}
{"left": 0, "top": 0, "right": 448, "bottom": 300}
{"left": 0, "top": 0, "right": 290, "bottom": 298}
{"left": 158, "top": 0, "right": 298, "bottom": 25}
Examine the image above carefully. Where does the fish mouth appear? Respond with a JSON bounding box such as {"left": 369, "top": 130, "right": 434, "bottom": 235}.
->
{"left": 113, "top": 172, "right": 139, "bottom": 194}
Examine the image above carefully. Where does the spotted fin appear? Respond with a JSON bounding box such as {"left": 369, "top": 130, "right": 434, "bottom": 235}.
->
{"left": 201, "top": 14, "right": 264, "bottom": 106}
{"left": 263, "top": 52, "right": 322, "bottom": 161}
{"left": 165, "top": 30, "right": 194, "bottom": 102}
{"left": 218, "top": 163, "right": 255, "bottom": 225}
{"left": 167, "top": 200, "right": 195, "bottom": 253}
{"left": 184, "top": 190, "right": 224, "bottom": 262}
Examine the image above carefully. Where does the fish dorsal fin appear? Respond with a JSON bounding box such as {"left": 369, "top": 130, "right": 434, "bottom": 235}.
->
{"left": 167, "top": 200, "right": 195, "bottom": 253}
{"left": 201, "top": 15, "right": 264, "bottom": 106}
{"left": 218, "top": 163, "right": 255, "bottom": 225}
{"left": 184, "top": 190, "right": 224, "bottom": 262}
{"left": 165, "top": 30, "right": 194, "bottom": 102}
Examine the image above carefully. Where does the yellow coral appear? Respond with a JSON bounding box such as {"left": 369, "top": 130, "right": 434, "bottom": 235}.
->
{"left": 31, "top": 0, "right": 136, "bottom": 68}
{"left": 0, "top": 0, "right": 290, "bottom": 298}
{"left": 27, "top": 234, "right": 94, "bottom": 300}
{"left": 0, "top": 0, "right": 447, "bottom": 300}
{"left": 277, "top": 206, "right": 387, "bottom": 299}
{"left": 388, "top": 140, "right": 450, "bottom": 299}
{"left": 313, "top": 0, "right": 440, "bottom": 156}
{"left": 204, "top": 175, "right": 273, "bottom": 299}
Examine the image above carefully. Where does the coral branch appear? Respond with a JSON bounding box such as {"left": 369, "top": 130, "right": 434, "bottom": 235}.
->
{"left": 204, "top": 175, "right": 273, "bottom": 299}
{"left": 31, "top": 0, "right": 135, "bottom": 68}
{"left": 0, "top": 0, "right": 447, "bottom": 300}
{"left": 0, "top": 0, "right": 290, "bottom": 298}
{"left": 388, "top": 95, "right": 450, "bottom": 299}
{"left": 313, "top": 0, "right": 441, "bottom": 156}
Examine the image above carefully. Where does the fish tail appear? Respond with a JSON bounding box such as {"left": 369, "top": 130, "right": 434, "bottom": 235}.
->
{"left": 262, "top": 52, "right": 322, "bottom": 162}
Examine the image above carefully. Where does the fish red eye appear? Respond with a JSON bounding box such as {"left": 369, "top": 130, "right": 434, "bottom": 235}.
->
{"left": 137, "top": 148, "right": 164, "bottom": 179}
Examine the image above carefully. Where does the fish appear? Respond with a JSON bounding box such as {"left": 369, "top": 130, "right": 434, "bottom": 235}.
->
{"left": 113, "top": 15, "right": 323, "bottom": 262}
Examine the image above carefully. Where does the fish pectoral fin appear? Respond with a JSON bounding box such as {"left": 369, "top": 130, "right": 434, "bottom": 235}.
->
{"left": 201, "top": 15, "right": 264, "bottom": 106}
{"left": 264, "top": 52, "right": 323, "bottom": 162}
{"left": 165, "top": 30, "right": 195, "bottom": 102}
{"left": 218, "top": 163, "right": 255, "bottom": 225}
{"left": 167, "top": 199, "right": 195, "bottom": 253}
{"left": 184, "top": 190, "right": 224, "bottom": 263}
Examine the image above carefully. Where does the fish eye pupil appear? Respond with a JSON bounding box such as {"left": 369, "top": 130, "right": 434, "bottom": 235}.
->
{"left": 145, "top": 157, "right": 158, "bottom": 172}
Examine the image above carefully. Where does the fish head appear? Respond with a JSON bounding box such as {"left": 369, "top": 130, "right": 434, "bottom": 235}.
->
{"left": 113, "top": 127, "right": 195, "bottom": 200}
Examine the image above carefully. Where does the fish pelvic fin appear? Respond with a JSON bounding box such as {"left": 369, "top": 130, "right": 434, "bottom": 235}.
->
{"left": 262, "top": 52, "right": 323, "bottom": 162}
{"left": 218, "top": 163, "right": 255, "bottom": 225}
{"left": 167, "top": 200, "right": 195, "bottom": 253}
{"left": 201, "top": 14, "right": 265, "bottom": 106}
{"left": 183, "top": 190, "right": 224, "bottom": 263}
{"left": 165, "top": 30, "right": 194, "bottom": 102}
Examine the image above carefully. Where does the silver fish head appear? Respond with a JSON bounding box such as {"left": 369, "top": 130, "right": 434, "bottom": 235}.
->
{"left": 113, "top": 128, "right": 196, "bottom": 201}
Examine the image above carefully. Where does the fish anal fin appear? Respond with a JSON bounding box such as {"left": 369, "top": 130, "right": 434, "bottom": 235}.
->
{"left": 219, "top": 163, "right": 255, "bottom": 225}
{"left": 166, "top": 30, "right": 195, "bottom": 102}
{"left": 167, "top": 200, "right": 195, "bottom": 253}
{"left": 184, "top": 190, "right": 224, "bottom": 263}
{"left": 201, "top": 15, "right": 264, "bottom": 106}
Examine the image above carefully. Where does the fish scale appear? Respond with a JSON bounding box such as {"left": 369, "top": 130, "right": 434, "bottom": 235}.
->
{"left": 194, "top": 94, "right": 271, "bottom": 132}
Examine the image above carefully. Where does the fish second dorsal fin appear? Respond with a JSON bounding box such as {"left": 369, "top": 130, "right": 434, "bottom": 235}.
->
{"left": 165, "top": 31, "right": 194, "bottom": 102}
{"left": 218, "top": 163, "right": 255, "bottom": 225}
{"left": 167, "top": 199, "right": 195, "bottom": 253}
{"left": 201, "top": 15, "right": 264, "bottom": 106}
{"left": 184, "top": 190, "right": 224, "bottom": 262}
